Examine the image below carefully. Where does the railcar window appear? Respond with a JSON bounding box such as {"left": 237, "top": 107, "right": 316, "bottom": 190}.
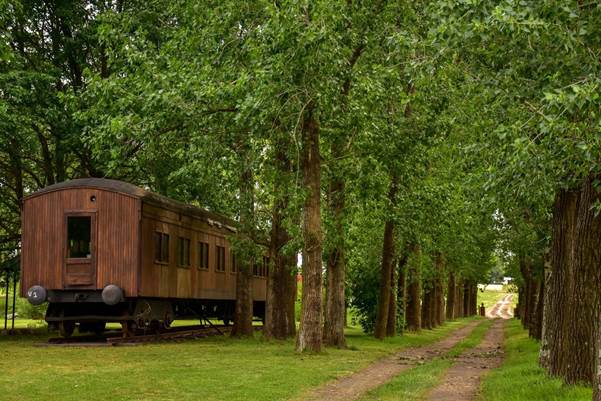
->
{"left": 67, "top": 216, "right": 91, "bottom": 258}
{"left": 216, "top": 246, "right": 226, "bottom": 272}
{"left": 177, "top": 237, "right": 191, "bottom": 267}
{"left": 154, "top": 232, "right": 170, "bottom": 263}
{"left": 231, "top": 250, "right": 237, "bottom": 273}
{"left": 198, "top": 242, "right": 209, "bottom": 269}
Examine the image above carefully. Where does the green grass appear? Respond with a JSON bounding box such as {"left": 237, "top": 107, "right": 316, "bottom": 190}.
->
{"left": 0, "top": 318, "right": 477, "bottom": 401}
{"left": 358, "top": 319, "right": 492, "bottom": 401}
{"left": 478, "top": 319, "right": 592, "bottom": 401}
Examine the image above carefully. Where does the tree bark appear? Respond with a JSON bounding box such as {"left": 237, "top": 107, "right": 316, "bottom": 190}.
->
{"left": 296, "top": 107, "right": 324, "bottom": 353}
{"left": 231, "top": 262, "right": 254, "bottom": 337}
{"left": 405, "top": 245, "right": 422, "bottom": 331}
{"left": 421, "top": 282, "right": 433, "bottom": 330}
{"left": 471, "top": 284, "right": 478, "bottom": 316}
{"left": 530, "top": 272, "right": 544, "bottom": 340}
{"left": 323, "top": 43, "right": 364, "bottom": 347}
{"left": 463, "top": 282, "right": 470, "bottom": 317}
{"left": 374, "top": 219, "right": 396, "bottom": 338}
{"left": 531, "top": 251, "right": 550, "bottom": 341}
{"left": 323, "top": 141, "right": 347, "bottom": 347}
{"left": 446, "top": 271, "right": 456, "bottom": 320}
{"left": 540, "top": 189, "right": 579, "bottom": 375}
{"left": 386, "top": 266, "right": 397, "bottom": 337}
{"left": 519, "top": 257, "right": 533, "bottom": 328}
{"left": 396, "top": 255, "right": 408, "bottom": 333}
{"left": 455, "top": 278, "right": 464, "bottom": 318}
{"left": 434, "top": 253, "right": 445, "bottom": 327}
{"left": 374, "top": 178, "right": 398, "bottom": 339}
{"left": 264, "top": 136, "right": 297, "bottom": 340}
{"left": 264, "top": 210, "right": 297, "bottom": 339}
{"left": 231, "top": 148, "right": 255, "bottom": 338}
{"left": 541, "top": 181, "right": 601, "bottom": 385}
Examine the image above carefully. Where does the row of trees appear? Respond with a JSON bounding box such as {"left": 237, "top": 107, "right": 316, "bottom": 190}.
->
{"left": 2, "top": 2, "right": 600, "bottom": 398}
{"left": 434, "top": 1, "right": 601, "bottom": 400}
{"left": 0, "top": 0, "right": 495, "bottom": 352}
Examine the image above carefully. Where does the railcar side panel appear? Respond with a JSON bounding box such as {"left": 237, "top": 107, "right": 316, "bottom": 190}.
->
{"left": 21, "top": 188, "right": 139, "bottom": 297}
{"left": 139, "top": 203, "right": 239, "bottom": 300}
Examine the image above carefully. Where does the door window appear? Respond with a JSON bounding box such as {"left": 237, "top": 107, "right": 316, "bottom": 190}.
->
{"left": 67, "top": 216, "right": 92, "bottom": 258}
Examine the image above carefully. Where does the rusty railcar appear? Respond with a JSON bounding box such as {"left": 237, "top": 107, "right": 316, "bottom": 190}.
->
{"left": 21, "top": 178, "right": 267, "bottom": 336}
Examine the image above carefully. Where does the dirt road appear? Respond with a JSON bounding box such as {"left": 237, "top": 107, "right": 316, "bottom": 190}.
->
{"left": 299, "top": 321, "right": 483, "bottom": 401}
{"left": 485, "top": 294, "right": 514, "bottom": 319}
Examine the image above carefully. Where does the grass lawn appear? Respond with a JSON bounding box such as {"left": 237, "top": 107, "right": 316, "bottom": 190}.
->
{"left": 358, "top": 319, "right": 493, "bottom": 401}
{"left": 478, "top": 319, "right": 592, "bottom": 401}
{"left": 0, "top": 318, "right": 477, "bottom": 401}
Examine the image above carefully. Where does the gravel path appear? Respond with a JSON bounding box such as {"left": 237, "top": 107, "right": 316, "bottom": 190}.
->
{"left": 485, "top": 294, "right": 514, "bottom": 319}
{"left": 425, "top": 318, "right": 505, "bottom": 401}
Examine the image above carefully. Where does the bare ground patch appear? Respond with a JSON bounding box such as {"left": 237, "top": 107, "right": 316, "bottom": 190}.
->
{"left": 425, "top": 318, "right": 505, "bottom": 401}
{"left": 298, "top": 320, "right": 483, "bottom": 401}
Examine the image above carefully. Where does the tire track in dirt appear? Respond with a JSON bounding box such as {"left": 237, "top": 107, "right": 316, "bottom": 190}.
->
{"left": 298, "top": 320, "right": 483, "bottom": 401}
{"left": 485, "top": 294, "right": 513, "bottom": 319}
{"left": 425, "top": 318, "right": 505, "bottom": 401}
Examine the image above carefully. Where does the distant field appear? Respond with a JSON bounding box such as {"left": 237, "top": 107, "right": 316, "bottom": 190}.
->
{"left": 477, "top": 288, "right": 517, "bottom": 311}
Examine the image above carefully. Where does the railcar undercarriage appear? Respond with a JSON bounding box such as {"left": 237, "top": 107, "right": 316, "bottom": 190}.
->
{"left": 43, "top": 290, "right": 264, "bottom": 337}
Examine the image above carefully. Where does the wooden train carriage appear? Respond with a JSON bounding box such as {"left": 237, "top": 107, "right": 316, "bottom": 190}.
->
{"left": 21, "top": 178, "right": 267, "bottom": 336}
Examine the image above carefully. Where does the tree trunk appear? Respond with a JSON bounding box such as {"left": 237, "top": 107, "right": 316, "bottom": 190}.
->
{"left": 542, "top": 181, "right": 601, "bottom": 385}
{"left": 265, "top": 251, "right": 297, "bottom": 339}
{"left": 231, "top": 263, "right": 254, "bottom": 337}
{"left": 471, "top": 284, "right": 478, "bottom": 316}
{"left": 374, "top": 178, "right": 398, "bottom": 339}
{"left": 323, "top": 142, "right": 347, "bottom": 347}
{"left": 324, "top": 241, "right": 346, "bottom": 346}
{"left": 433, "top": 253, "right": 444, "bottom": 327}
{"left": 231, "top": 148, "right": 255, "bottom": 338}
{"left": 323, "top": 43, "right": 364, "bottom": 347}
{"left": 264, "top": 229, "right": 297, "bottom": 339}
{"left": 386, "top": 266, "right": 397, "bottom": 337}
{"left": 463, "top": 282, "right": 470, "bottom": 317}
{"left": 374, "top": 218, "right": 396, "bottom": 338}
{"left": 519, "top": 257, "right": 533, "bottom": 328}
{"left": 396, "top": 255, "right": 408, "bottom": 333}
{"left": 405, "top": 245, "right": 421, "bottom": 331}
{"left": 446, "top": 271, "right": 456, "bottom": 320}
{"left": 421, "top": 283, "right": 433, "bottom": 330}
{"left": 516, "top": 286, "right": 524, "bottom": 320}
{"left": 455, "top": 278, "right": 464, "bottom": 318}
{"left": 296, "top": 107, "right": 324, "bottom": 353}
{"left": 530, "top": 273, "right": 544, "bottom": 340}
{"left": 264, "top": 143, "right": 297, "bottom": 340}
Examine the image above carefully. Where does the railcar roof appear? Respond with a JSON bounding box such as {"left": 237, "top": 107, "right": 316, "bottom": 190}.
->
{"left": 25, "top": 178, "right": 237, "bottom": 231}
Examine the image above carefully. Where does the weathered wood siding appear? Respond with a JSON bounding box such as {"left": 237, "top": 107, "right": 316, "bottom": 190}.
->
{"left": 20, "top": 180, "right": 266, "bottom": 303}
{"left": 21, "top": 188, "right": 140, "bottom": 296}
{"left": 139, "top": 203, "right": 266, "bottom": 301}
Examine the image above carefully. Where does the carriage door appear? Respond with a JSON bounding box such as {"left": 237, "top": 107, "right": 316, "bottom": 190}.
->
{"left": 64, "top": 212, "right": 97, "bottom": 288}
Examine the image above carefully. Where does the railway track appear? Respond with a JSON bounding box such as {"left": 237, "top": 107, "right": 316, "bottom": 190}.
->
{"left": 46, "top": 324, "right": 234, "bottom": 346}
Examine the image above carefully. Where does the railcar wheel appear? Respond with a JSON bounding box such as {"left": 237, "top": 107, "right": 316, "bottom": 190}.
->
{"left": 59, "top": 321, "right": 75, "bottom": 338}
{"left": 148, "top": 320, "right": 161, "bottom": 333}
{"left": 121, "top": 321, "right": 137, "bottom": 338}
